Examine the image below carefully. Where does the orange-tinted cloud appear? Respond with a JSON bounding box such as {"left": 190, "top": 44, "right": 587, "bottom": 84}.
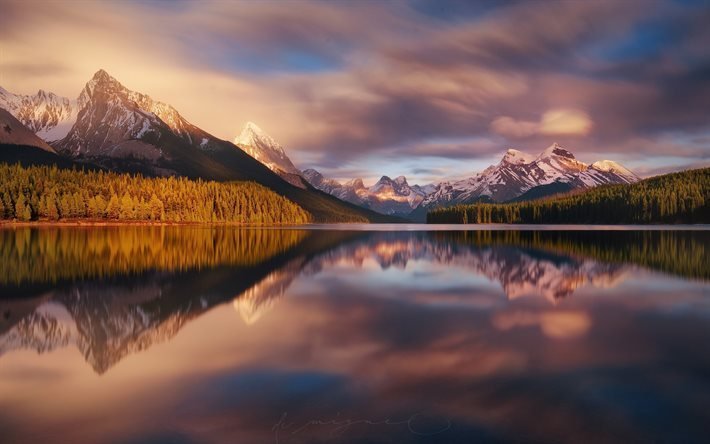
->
{"left": 492, "top": 310, "right": 592, "bottom": 339}
{"left": 0, "top": 0, "right": 707, "bottom": 177}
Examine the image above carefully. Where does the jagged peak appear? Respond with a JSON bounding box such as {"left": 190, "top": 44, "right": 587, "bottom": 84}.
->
{"left": 92, "top": 69, "right": 113, "bottom": 81}
{"left": 345, "top": 178, "right": 365, "bottom": 189}
{"left": 243, "top": 121, "right": 264, "bottom": 133}
{"left": 234, "top": 121, "right": 283, "bottom": 152}
{"left": 538, "top": 142, "right": 575, "bottom": 160}
{"left": 79, "top": 69, "right": 127, "bottom": 105}
{"left": 394, "top": 175, "right": 408, "bottom": 185}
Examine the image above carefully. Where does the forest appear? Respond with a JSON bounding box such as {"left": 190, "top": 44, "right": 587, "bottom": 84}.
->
{"left": 0, "top": 163, "right": 311, "bottom": 224}
{"left": 0, "top": 226, "right": 310, "bottom": 286}
{"left": 427, "top": 168, "right": 709, "bottom": 224}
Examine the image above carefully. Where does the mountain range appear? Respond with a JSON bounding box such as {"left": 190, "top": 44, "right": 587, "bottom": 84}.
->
{"left": 0, "top": 70, "right": 390, "bottom": 222}
{"left": 223, "top": 114, "right": 639, "bottom": 218}
{"left": 1, "top": 69, "right": 639, "bottom": 221}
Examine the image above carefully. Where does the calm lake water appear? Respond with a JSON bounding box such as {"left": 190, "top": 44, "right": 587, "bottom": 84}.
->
{"left": 0, "top": 226, "right": 708, "bottom": 444}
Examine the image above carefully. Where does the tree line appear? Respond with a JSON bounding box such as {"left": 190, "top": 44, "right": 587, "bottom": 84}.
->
{"left": 0, "top": 226, "right": 309, "bottom": 286}
{"left": 431, "top": 230, "right": 709, "bottom": 281}
{"left": 0, "top": 163, "right": 311, "bottom": 224}
{"left": 427, "top": 168, "right": 709, "bottom": 224}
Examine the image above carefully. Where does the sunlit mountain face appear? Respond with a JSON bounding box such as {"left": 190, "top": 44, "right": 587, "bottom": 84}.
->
{"left": 1, "top": 227, "right": 709, "bottom": 444}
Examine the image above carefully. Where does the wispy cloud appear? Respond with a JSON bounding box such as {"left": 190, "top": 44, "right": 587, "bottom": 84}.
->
{"left": 0, "top": 0, "right": 707, "bottom": 179}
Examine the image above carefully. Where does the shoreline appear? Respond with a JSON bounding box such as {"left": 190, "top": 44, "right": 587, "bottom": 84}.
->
{"left": 1, "top": 220, "right": 707, "bottom": 230}
{"left": 0, "top": 220, "right": 307, "bottom": 228}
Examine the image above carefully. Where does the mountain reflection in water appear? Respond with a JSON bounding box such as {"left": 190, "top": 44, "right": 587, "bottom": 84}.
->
{"left": 0, "top": 227, "right": 708, "bottom": 444}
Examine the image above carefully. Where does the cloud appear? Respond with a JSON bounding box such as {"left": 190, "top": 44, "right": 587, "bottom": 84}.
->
{"left": 0, "top": 0, "right": 707, "bottom": 176}
{"left": 539, "top": 109, "right": 593, "bottom": 136}
{"left": 491, "top": 109, "right": 593, "bottom": 138}
{"left": 490, "top": 116, "right": 539, "bottom": 138}
{"left": 493, "top": 310, "right": 592, "bottom": 339}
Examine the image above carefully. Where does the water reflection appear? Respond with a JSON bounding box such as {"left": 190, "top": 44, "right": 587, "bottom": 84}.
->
{"left": 0, "top": 227, "right": 708, "bottom": 443}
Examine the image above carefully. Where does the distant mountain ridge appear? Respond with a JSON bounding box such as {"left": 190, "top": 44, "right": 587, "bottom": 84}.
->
{"left": 302, "top": 169, "right": 434, "bottom": 216}
{"left": 226, "top": 119, "right": 636, "bottom": 219}
{"left": 302, "top": 143, "right": 639, "bottom": 220}
{"left": 420, "top": 144, "right": 638, "bottom": 209}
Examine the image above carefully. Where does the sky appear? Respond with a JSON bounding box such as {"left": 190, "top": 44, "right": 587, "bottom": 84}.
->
{"left": 1, "top": 0, "right": 709, "bottom": 184}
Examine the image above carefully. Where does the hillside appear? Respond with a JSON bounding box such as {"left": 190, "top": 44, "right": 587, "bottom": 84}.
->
{"left": 0, "top": 163, "right": 310, "bottom": 224}
{"left": 0, "top": 109, "right": 56, "bottom": 153}
{"left": 427, "top": 168, "right": 709, "bottom": 224}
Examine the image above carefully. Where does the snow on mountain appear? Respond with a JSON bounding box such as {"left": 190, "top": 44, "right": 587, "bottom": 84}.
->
{"left": 302, "top": 168, "right": 342, "bottom": 194}
{"left": 233, "top": 121, "right": 311, "bottom": 188}
{"left": 56, "top": 70, "right": 169, "bottom": 158}
{"left": 51, "top": 69, "right": 232, "bottom": 164}
{"left": 590, "top": 160, "right": 638, "bottom": 182}
{"left": 302, "top": 170, "right": 430, "bottom": 216}
{"left": 420, "top": 143, "right": 639, "bottom": 211}
{"left": 0, "top": 86, "right": 78, "bottom": 142}
{"left": 0, "top": 108, "right": 56, "bottom": 152}
{"left": 234, "top": 122, "right": 301, "bottom": 176}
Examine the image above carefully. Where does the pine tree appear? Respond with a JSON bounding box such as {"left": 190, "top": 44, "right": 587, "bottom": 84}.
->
{"left": 15, "top": 194, "right": 31, "bottom": 221}
{"left": 105, "top": 194, "right": 120, "bottom": 219}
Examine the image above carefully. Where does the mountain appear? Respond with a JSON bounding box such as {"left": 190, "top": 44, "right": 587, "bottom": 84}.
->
{"left": 234, "top": 122, "right": 299, "bottom": 174}
{"left": 302, "top": 170, "right": 431, "bottom": 216}
{"left": 234, "top": 122, "right": 309, "bottom": 188}
{"left": 0, "top": 87, "right": 77, "bottom": 142}
{"left": 419, "top": 143, "right": 639, "bottom": 211}
{"left": 0, "top": 108, "right": 56, "bottom": 153}
{"left": 302, "top": 168, "right": 344, "bottom": 194}
{"left": 0, "top": 70, "right": 392, "bottom": 222}
{"left": 428, "top": 167, "right": 709, "bottom": 224}
{"left": 304, "top": 143, "right": 637, "bottom": 220}
{"left": 54, "top": 70, "right": 231, "bottom": 168}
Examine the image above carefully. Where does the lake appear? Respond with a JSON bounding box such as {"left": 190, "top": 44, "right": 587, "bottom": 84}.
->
{"left": 0, "top": 226, "right": 708, "bottom": 443}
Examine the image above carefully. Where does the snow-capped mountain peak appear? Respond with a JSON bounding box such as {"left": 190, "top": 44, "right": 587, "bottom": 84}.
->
{"left": 0, "top": 84, "right": 78, "bottom": 142}
{"left": 539, "top": 142, "right": 573, "bottom": 158}
{"left": 235, "top": 121, "right": 284, "bottom": 154}
{"left": 591, "top": 160, "right": 636, "bottom": 176}
{"left": 234, "top": 121, "right": 300, "bottom": 176}
{"left": 502, "top": 148, "right": 536, "bottom": 165}
{"left": 535, "top": 142, "right": 587, "bottom": 175}
{"left": 345, "top": 178, "right": 366, "bottom": 189}
{"left": 417, "top": 144, "right": 640, "bottom": 215}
